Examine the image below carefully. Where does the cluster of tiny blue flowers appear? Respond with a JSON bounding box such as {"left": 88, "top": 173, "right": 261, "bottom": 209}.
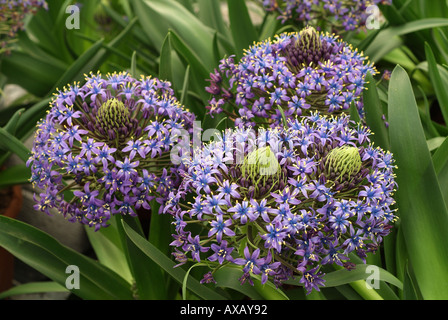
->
{"left": 206, "top": 27, "right": 377, "bottom": 128}
{"left": 27, "top": 71, "right": 195, "bottom": 230}
{"left": 167, "top": 113, "right": 397, "bottom": 293}
{"left": 0, "top": 0, "right": 48, "bottom": 55}
{"left": 260, "top": 0, "right": 392, "bottom": 32}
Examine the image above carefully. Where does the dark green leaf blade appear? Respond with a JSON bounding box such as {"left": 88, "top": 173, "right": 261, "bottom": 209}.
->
{"left": 366, "top": 18, "right": 448, "bottom": 62}
{"left": 388, "top": 65, "right": 448, "bottom": 299}
{"left": 121, "top": 220, "right": 227, "bottom": 300}
{"left": 432, "top": 136, "right": 448, "bottom": 205}
{"left": 0, "top": 128, "right": 30, "bottom": 163}
{"left": 0, "top": 281, "right": 68, "bottom": 300}
{"left": 159, "top": 33, "right": 174, "bottom": 88}
{"left": 0, "top": 216, "right": 134, "bottom": 300}
{"left": 363, "top": 73, "right": 390, "bottom": 150}
{"left": 116, "top": 214, "right": 167, "bottom": 299}
{"left": 227, "top": 0, "right": 258, "bottom": 59}
{"left": 48, "top": 38, "right": 105, "bottom": 95}
{"left": 0, "top": 164, "right": 30, "bottom": 189}
{"left": 425, "top": 43, "right": 448, "bottom": 125}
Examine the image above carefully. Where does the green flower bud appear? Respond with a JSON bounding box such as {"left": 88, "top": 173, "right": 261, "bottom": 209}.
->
{"left": 297, "top": 26, "right": 322, "bottom": 53}
{"left": 242, "top": 146, "right": 280, "bottom": 179}
{"left": 96, "top": 98, "right": 130, "bottom": 131}
{"left": 240, "top": 147, "right": 282, "bottom": 198}
{"left": 324, "top": 145, "right": 362, "bottom": 182}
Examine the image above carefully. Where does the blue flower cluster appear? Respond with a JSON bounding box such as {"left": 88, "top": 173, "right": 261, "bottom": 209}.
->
{"left": 27, "top": 71, "right": 195, "bottom": 230}
{"left": 167, "top": 113, "right": 397, "bottom": 293}
{"left": 0, "top": 0, "right": 48, "bottom": 55}
{"left": 261, "top": 0, "right": 392, "bottom": 32}
{"left": 206, "top": 27, "right": 377, "bottom": 128}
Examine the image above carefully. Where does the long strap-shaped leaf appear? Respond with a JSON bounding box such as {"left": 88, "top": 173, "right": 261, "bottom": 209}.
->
{"left": 0, "top": 281, "right": 68, "bottom": 300}
{"left": 388, "top": 65, "right": 448, "bottom": 299}
{"left": 0, "top": 127, "right": 30, "bottom": 163}
{"left": 363, "top": 73, "right": 390, "bottom": 151}
{"left": 121, "top": 220, "right": 227, "bottom": 300}
{"left": 433, "top": 137, "right": 448, "bottom": 205}
{"left": 0, "top": 216, "right": 134, "bottom": 300}
{"left": 366, "top": 18, "right": 448, "bottom": 62}
{"left": 227, "top": 0, "right": 258, "bottom": 59}
{"left": 425, "top": 43, "right": 448, "bottom": 126}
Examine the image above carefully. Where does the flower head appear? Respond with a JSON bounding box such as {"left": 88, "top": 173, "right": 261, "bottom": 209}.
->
{"left": 206, "top": 27, "right": 377, "bottom": 127}
{"left": 0, "top": 0, "right": 48, "bottom": 55}
{"left": 27, "top": 71, "right": 195, "bottom": 230}
{"left": 168, "top": 113, "right": 397, "bottom": 293}
{"left": 261, "top": 0, "right": 392, "bottom": 33}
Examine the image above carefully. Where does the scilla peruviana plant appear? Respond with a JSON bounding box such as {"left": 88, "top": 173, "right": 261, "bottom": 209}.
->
{"left": 27, "top": 71, "right": 195, "bottom": 230}
{"left": 167, "top": 113, "right": 397, "bottom": 294}
{"left": 206, "top": 26, "right": 377, "bottom": 129}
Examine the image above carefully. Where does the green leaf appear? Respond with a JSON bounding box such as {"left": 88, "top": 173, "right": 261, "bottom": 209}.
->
{"left": 227, "top": 0, "right": 258, "bottom": 59}
{"left": 197, "top": 0, "right": 229, "bottom": 38}
{"left": 15, "top": 97, "right": 52, "bottom": 143}
{"left": 402, "top": 261, "right": 422, "bottom": 300}
{"left": 349, "top": 101, "right": 361, "bottom": 123}
{"left": 159, "top": 33, "right": 174, "bottom": 88}
{"left": 414, "top": 61, "right": 448, "bottom": 87}
{"left": 283, "top": 263, "right": 402, "bottom": 291}
{"left": 168, "top": 30, "right": 210, "bottom": 111}
{"left": 277, "top": 105, "right": 288, "bottom": 129}
{"left": 84, "top": 219, "right": 133, "bottom": 285}
{"left": 3, "top": 108, "right": 25, "bottom": 136}
{"left": 388, "top": 65, "right": 448, "bottom": 299}
{"left": 259, "top": 13, "right": 281, "bottom": 41}
{"left": 425, "top": 42, "right": 448, "bottom": 125}
{"left": 432, "top": 28, "right": 448, "bottom": 64}
{"left": 419, "top": 0, "right": 448, "bottom": 19}
{"left": 25, "top": 0, "right": 72, "bottom": 61}
{"left": 182, "top": 263, "right": 207, "bottom": 300}
{"left": 0, "top": 164, "right": 30, "bottom": 189}
{"left": 0, "top": 281, "right": 68, "bottom": 300}
{"left": 366, "top": 18, "right": 448, "bottom": 62}
{"left": 417, "top": 85, "right": 440, "bottom": 138}
{"left": 180, "top": 65, "right": 190, "bottom": 106}
{"left": 0, "top": 127, "right": 30, "bottom": 163}
{"left": 0, "top": 216, "right": 134, "bottom": 300}
{"left": 1, "top": 52, "right": 65, "bottom": 97}
{"left": 212, "top": 267, "right": 264, "bottom": 300}
{"left": 121, "top": 220, "right": 227, "bottom": 300}
{"left": 324, "top": 264, "right": 402, "bottom": 290}
{"left": 116, "top": 214, "right": 166, "bottom": 299}
{"left": 427, "top": 137, "right": 446, "bottom": 152}
{"left": 48, "top": 38, "right": 105, "bottom": 95}
{"left": 148, "top": 200, "right": 172, "bottom": 257}
{"left": 363, "top": 73, "right": 390, "bottom": 150}
{"left": 79, "top": 16, "right": 139, "bottom": 79}
{"left": 432, "top": 136, "right": 448, "bottom": 205}
{"left": 252, "top": 276, "right": 289, "bottom": 300}
{"left": 130, "top": 51, "right": 137, "bottom": 79}
{"left": 131, "top": 0, "right": 216, "bottom": 70}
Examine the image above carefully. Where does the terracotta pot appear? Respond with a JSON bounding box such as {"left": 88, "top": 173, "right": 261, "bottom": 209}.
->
{"left": 0, "top": 185, "right": 23, "bottom": 293}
